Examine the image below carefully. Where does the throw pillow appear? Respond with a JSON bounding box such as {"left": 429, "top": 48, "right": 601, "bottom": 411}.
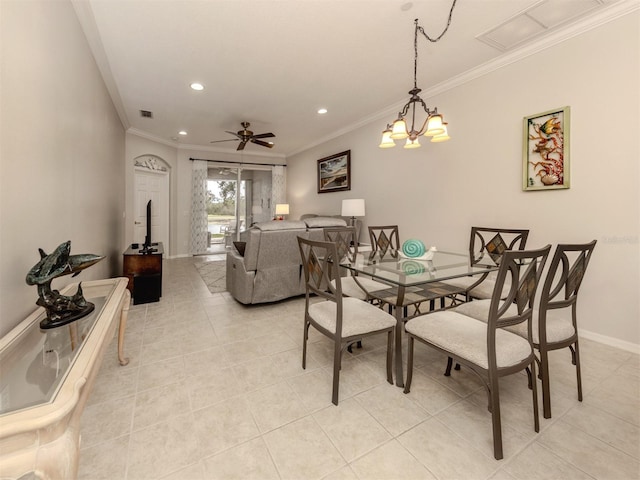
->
{"left": 233, "top": 241, "right": 246, "bottom": 257}
{"left": 303, "top": 217, "right": 347, "bottom": 228}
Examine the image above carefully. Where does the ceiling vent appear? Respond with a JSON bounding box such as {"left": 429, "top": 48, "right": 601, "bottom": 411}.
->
{"left": 140, "top": 110, "right": 154, "bottom": 118}
{"left": 476, "top": 0, "right": 603, "bottom": 52}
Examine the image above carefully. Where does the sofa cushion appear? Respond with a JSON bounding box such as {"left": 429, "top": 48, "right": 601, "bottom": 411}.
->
{"left": 255, "top": 220, "right": 307, "bottom": 231}
{"left": 303, "top": 216, "right": 347, "bottom": 228}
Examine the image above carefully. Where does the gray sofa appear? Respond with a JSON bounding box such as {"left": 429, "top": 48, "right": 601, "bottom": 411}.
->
{"left": 226, "top": 217, "right": 354, "bottom": 304}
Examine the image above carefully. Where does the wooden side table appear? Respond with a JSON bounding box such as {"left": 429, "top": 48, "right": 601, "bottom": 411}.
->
{"left": 123, "top": 242, "right": 163, "bottom": 304}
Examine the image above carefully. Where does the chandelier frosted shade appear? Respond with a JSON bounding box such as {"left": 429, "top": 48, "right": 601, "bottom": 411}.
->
{"left": 424, "top": 114, "right": 445, "bottom": 136}
{"left": 404, "top": 137, "right": 421, "bottom": 149}
{"left": 390, "top": 119, "right": 409, "bottom": 140}
{"left": 430, "top": 123, "right": 450, "bottom": 142}
{"left": 379, "top": 128, "right": 396, "bottom": 148}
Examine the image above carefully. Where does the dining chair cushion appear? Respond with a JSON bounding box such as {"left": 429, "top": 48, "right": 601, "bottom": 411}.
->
{"left": 446, "top": 273, "right": 511, "bottom": 300}
{"left": 453, "top": 300, "right": 576, "bottom": 344}
{"left": 404, "top": 311, "right": 532, "bottom": 369}
{"left": 469, "top": 278, "right": 509, "bottom": 299}
{"left": 330, "top": 276, "right": 390, "bottom": 301}
{"left": 309, "top": 297, "right": 396, "bottom": 338}
{"left": 442, "top": 276, "right": 477, "bottom": 290}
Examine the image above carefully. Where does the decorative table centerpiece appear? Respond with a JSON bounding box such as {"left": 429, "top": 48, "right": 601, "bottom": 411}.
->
{"left": 400, "top": 239, "right": 437, "bottom": 261}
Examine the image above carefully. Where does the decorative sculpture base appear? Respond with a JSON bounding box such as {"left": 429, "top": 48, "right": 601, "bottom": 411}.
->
{"left": 37, "top": 281, "right": 96, "bottom": 329}
{"left": 40, "top": 302, "right": 95, "bottom": 329}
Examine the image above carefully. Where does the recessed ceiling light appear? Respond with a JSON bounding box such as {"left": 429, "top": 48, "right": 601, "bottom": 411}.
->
{"left": 190, "top": 83, "right": 204, "bottom": 91}
{"left": 318, "top": 108, "right": 328, "bottom": 115}
{"left": 178, "top": 130, "right": 187, "bottom": 135}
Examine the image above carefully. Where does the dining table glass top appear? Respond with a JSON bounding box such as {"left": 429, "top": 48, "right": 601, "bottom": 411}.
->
{"left": 340, "top": 249, "right": 500, "bottom": 288}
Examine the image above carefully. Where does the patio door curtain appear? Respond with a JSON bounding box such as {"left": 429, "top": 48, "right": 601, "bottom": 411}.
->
{"left": 190, "top": 159, "right": 208, "bottom": 254}
{"left": 271, "top": 165, "right": 286, "bottom": 216}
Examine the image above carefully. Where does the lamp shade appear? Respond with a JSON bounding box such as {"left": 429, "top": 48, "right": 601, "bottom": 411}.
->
{"left": 275, "top": 203, "right": 289, "bottom": 215}
{"left": 379, "top": 128, "right": 396, "bottom": 148}
{"left": 431, "top": 124, "right": 450, "bottom": 142}
{"left": 404, "top": 137, "right": 421, "bottom": 149}
{"left": 390, "top": 118, "right": 409, "bottom": 140}
{"left": 342, "top": 199, "right": 365, "bottom": 217}
{"left": 424, "top": 114, "right": 445, "bottom": 136}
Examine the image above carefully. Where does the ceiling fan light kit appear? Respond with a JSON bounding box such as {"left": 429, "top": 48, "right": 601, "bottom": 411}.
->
{"left": 380, "top": 0, "right": 458, "bottom": 149}
{"left": 210, "top": 121, "right": 275, "bottom": 151}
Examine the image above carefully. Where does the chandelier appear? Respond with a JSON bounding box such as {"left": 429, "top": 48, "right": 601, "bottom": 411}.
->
{"left": 379, "top": 2, "right": 458, "bottom": 149}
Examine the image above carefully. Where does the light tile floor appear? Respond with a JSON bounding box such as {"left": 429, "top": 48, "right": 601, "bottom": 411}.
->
{"left": 78, "top": 255, "right": 640, "bottom": 480}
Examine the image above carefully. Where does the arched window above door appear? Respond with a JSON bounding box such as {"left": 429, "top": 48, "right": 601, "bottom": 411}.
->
{"left": 134, "top": 155, "right": 170, "bottom": 172}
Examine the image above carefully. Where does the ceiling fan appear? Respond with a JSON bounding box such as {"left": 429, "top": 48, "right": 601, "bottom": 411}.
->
{"left": 210, "top": 122, "right": 275, "bottom": 151}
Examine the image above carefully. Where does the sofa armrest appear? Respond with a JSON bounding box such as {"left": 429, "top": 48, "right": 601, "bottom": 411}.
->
{"left": 226, "top": 250, "right": 255, "bottom": 304}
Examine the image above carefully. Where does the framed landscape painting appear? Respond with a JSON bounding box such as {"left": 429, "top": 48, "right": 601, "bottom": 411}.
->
{"left": 522, "top": 106, "right": 570, "bottom": 191}
{"left": 317, "top": 150, "right": 351, "bottom": 193}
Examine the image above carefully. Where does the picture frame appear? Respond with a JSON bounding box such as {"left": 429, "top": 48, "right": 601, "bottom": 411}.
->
{"left": 317, "top": 150, "right": 351, "bottom": 193}
{"left": 522, "top": 106, "right": 570, "bottom": 191}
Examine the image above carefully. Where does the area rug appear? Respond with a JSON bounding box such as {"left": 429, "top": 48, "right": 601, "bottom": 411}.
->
{"left": 195, "top": 260, "right": 227, "bottom": 293}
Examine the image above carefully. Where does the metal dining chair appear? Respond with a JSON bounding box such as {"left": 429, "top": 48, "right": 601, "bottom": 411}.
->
{"left": 404, "top": 245, "right": 551, "bottom": 460}
{"left": 323, "top": 227, "right": 390, "bottom": 303}
{"left": 445, "top": 226, "right": 530, "bottom": 301}
{"left": 453, "top": 240, "right": 597, "bottom": 418}
{"left": 324, "top": 226, "right": 392, "bottom": 352}
{"left": 297, "top": 236, "right": 396, "bottom": 405}
{"left": 368, "top": 225, "right": 400, "bottom": 255}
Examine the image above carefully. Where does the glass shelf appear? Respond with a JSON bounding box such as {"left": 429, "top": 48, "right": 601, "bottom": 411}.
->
{"left": 0, "top": 296, "right": 107, "bottom": 415}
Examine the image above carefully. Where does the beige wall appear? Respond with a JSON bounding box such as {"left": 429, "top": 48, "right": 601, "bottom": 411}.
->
{"left": 0, "top": 1, "right": 126, "bottom": 337}
{"left": 287, "top": 13, "right": 640, "bottom": 350}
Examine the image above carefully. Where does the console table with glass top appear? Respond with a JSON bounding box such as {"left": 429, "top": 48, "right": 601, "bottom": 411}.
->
{"left": 340, "top": 250, "right": 500, "bottom": 387}
{"left": 0, "top": 278, "right": 130, "bottom": 479}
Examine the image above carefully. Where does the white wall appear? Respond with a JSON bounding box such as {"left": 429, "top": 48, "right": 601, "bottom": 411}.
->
{"left": 287, "top": 13, "right": 640, "bottom": 350}
{"left": 0, "top": 1, "right": 126, "bottom": 337}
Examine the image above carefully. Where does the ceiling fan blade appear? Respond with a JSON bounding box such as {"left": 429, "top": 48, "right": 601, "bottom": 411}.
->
{"left": 252, "top": 132, "right": 275, "bottom": 139}
{"left": 236, "top": 141, "right": 247, "bottom": 151}
{"left": 210, "top": 138, "right": 239, "bottom": 144}
{"left": 251, "top": 139, "right": 274, "bottom": 148}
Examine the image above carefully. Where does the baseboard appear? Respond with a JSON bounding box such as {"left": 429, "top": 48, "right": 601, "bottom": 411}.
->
{"left": 580, "top": 328, "right": 640, "bottom": 355}
{"left": 165, "top": 253, "right": 191, "bottom": 259}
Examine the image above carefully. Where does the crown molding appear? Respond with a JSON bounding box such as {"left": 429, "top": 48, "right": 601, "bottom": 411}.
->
{"left": 126, "top": 128, "right": 286, "bottom": 159}
{"left": 71, "top": 0, "right": 130, "bottom": 131}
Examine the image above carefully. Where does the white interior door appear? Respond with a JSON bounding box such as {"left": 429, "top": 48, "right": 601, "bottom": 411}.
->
{"left": 134, "top": 170, "right": 169, "bottom": 252}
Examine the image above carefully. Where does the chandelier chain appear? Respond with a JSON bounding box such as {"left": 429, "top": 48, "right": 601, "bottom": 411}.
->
{"left": 413, "top": 0, "right": 458, "bottom": 88}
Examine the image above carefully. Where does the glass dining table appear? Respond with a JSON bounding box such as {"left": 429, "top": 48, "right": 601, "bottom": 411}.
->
{"left": 339, "top": 249, "right": 500, "bottom": 387}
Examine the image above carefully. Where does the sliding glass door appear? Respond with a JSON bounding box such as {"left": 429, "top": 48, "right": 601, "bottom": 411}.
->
{"left": 202, "top": 165, "right": 272, "bottom": 253}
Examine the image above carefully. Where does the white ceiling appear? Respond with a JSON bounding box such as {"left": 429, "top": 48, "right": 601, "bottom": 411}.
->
{"left": 73, "top": 0, "right": 630, "bottom": 157}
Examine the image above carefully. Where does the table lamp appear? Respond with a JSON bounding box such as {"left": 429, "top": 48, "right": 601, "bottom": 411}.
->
{"left": 275, "top": 203, "right": 289, "bottom": 220}
{"left": 341, "top": 199, "right": 365, "bottom": 226}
